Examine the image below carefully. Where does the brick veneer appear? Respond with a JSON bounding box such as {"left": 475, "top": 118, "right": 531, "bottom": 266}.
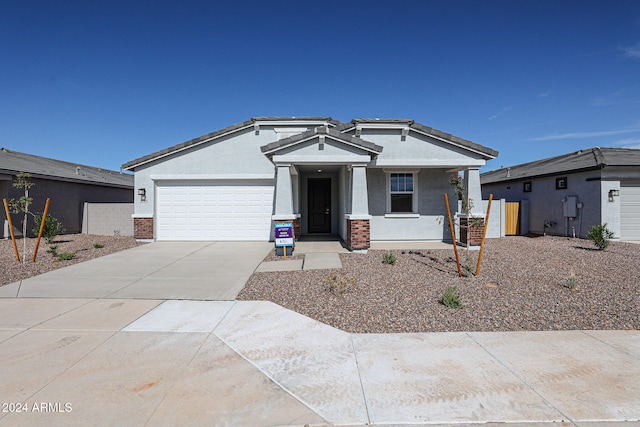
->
{"left": 459, "top": 217, "right": 485, "bottom": 246}
{"left": 134, "top": 217, "right": 154, "bottom": 240}
{"left": 346, "top": 219, "right": 370, "bottom": 250}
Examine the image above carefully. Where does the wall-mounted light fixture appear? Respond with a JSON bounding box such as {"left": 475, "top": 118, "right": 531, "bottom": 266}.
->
{"left": 608, "top": 189, "right": 619, "bottom": 202}
{"left": 138, "top": 188, "right": 146, "bottom": 202}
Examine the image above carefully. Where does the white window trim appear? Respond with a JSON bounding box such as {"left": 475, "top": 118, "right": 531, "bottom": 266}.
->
{"left": 385, "top": 170, "right": 419, "bottom": 214}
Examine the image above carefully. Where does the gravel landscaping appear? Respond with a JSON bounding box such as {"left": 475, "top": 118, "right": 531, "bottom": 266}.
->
{"left": 1, "top": 234, "right": 144, "bottom": 286}
{"left": 238, "top": 236, "right": 640, "bottom": 333}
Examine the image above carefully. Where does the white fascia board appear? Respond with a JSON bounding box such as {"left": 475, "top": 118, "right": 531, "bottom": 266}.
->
{"left": 272, "top": 154, "right": 372, "bottom": 164}
{"left": 357, "top": 123, "right": 411, "bottom": 130}
{"left": 150, "top": 174, "right": 275, "bottom": 181}
{"left": 372, "top": 159, "right": 485, "bottom": 168}
{"left": 126, "top": 124, "right": 254, "bottom": 170}
{"left": 410, "top": 128, "right": 496, "bottom": 159}
{"left": 256, "top": 120, "right": 333, "bottom": 127}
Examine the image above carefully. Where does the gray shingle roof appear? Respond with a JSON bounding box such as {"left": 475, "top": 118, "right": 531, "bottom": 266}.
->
{"left": 123, "top": 116, "right": 497, "bottom": 170}
{"left": 481, "top": 147, "right": 640, "bottom": 184}
{"left": 260, "top": 126, "right": 383, "bottom": 155}
{"left": 122, "top": 116, "right": 341, "bottom": 170}
{"left": 0, "top": 148, "right": 133, "bottom": 188}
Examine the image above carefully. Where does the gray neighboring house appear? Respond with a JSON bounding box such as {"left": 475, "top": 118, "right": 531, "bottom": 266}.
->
{"left": 1, "top": 148, "right": 134, "bottom": 238}
{"left": 122, "top": 116, "right": 498, "bottom": 250}
{"left": 481, "top": 147, "right": 640, "bottom": 240}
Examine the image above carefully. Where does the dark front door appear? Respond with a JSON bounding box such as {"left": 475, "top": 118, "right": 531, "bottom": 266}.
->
{"left": 308, "top": 178, "right": 331, "bottom": 233}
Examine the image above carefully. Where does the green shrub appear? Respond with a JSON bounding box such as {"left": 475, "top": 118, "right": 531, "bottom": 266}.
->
{"left": 46, "top": 245, "right": 59, "bottom": 257}
{"left": 382, "top": 253, "right": 397, "bottom": 265}
{"left": 93, "top": 243, "right": 104, "bottom": 249}
{"left": 440, "top": 286, "right": 463, "bottom": 309}
{"left": 57, "top": 252, "right": 76, "bottom": 261}
{"left": 32, "top": 214, "right": 65, "bottom": 244}
{"left": 565, "top": 274, "right": 578, "bottom": 290}
{"left": 587, "top": 223, "right": 614, "bottom": 250}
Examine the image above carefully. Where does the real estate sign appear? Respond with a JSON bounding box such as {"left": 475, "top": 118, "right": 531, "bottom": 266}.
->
{"left": 274, "top": 222, "right": 294, "bottom": 247}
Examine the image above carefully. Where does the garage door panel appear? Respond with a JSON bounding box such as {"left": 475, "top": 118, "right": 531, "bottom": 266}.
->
{"left": 620, "top": 184, "right": 640, "bottom": 241}
{"left": 156, "top": 182, "right": 274, "bottom": 241}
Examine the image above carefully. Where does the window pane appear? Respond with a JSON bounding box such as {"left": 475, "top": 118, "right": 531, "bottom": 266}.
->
{"left": 405, "top": 174, "right": 413, "bottom": 191}
{"left": 391, "top": 194, "right": 413, "bottom": 212}
{"left": 390, "top": 174, "right": 399, "bottom": 192}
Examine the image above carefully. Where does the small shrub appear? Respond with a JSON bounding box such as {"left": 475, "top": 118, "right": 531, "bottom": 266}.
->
{"left": 324, "top": 273, "right": 355, "bottom": 294}
{"left": 461, "top": 264, "right": 474, "bottom": 277}
{"left": 46, "top": 245, "right": 59, "bottom": 257}
{"left": 32, "top": 214, "right": 65, "bottom": 244}
{"left": 565, "top": 272, "right": 579, "bottom": 290}
{"left": 440, "top": 286, "right": 463, "bottom": 309}
{"left": 57, "top": 252, "right": 76, "bottom": 261}
{"left": 587, "top": 223, "right": 614, "bottom": 251}
{"left": 382, "top": 253, "right": 397, "bottom": 265}
{"left": 94, "top": 243, "right": 104, "bottom": 249}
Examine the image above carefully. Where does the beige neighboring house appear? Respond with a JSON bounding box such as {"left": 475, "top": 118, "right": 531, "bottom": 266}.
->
{"left": 1, "top": 148, "right": 134, "bottom": 238}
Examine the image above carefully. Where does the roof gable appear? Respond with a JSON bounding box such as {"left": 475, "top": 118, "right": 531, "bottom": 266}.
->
{"left": 260, "top": 126, "right": 382, "bottom": 156}
{"left": 122, "top": 117, "right": 341, "bottom": 170}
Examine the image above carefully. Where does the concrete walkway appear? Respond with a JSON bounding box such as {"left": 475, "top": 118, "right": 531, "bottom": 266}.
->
{"left": 0, "top": 241, "right": 272, "bottom": 300}
{"left": 0, "top": 298, "right": 638, "bottom": 426}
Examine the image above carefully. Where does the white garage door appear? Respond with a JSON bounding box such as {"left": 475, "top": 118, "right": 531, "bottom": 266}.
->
{"left": 156, "top": 181, "right": 274, "bottom": 241}
{"left": 620, "top": 183, "right": 640, "bottom": 241}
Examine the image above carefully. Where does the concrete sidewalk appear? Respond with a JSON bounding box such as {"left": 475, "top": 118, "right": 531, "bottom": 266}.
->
{"left": 1, "top": 298, "right": 638, "bottom": 426}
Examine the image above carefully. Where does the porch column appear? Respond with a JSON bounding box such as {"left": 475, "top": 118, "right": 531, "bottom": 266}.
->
{"left": 274, "top": 163, "right": 294, "bottom": 217}
{"left": 464, "top": 167, "right": 484, "bottom": 215}
{"left": 346, "top": 164, "right": 371, "bottom": 252}
{"left": 273, "top": 163, "right": 300, "bottom": 239}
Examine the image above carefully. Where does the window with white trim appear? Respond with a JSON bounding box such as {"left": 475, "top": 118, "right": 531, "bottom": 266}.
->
{"left": 388, "top": 172, "right": 417, "bottom": 213}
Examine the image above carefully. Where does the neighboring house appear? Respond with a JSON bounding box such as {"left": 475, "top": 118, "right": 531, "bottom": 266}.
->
{"left": 480, "top": 147, "right": 640, "bottom": 241}
{"left": 122, "top": 117, "right": 498, "bottom": 250}
{"left": 0, "top": 148, "right": 134, "bottom": 238}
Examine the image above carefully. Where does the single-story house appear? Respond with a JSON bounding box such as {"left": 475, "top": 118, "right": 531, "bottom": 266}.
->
{"left": 1, "top": 148, "right": 134, "bottom": 238}
{"left": 480, "top": 147, "right": 640, "bottom": 240}
{"left": 122, "top": 117, "right": 498, "bottom": 250}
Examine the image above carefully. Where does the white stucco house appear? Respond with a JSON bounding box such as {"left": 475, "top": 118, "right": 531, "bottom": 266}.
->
{"left": 481, "top": 147, "right": 640, "bottom": 241}
{"left": 122, "top": 117, "right": 498, "bottom": 250}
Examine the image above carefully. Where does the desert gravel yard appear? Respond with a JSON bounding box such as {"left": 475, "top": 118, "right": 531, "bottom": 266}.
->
{"left": 238, "top": 236, "right": 640, "bottom": 333}
{"left": 1, "top": 234, "right": 144, "bottom": 286}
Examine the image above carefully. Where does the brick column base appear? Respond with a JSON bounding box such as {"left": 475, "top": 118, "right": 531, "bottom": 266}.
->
{"left": 346, "top": 219, "right": 370, "bottom": 251}
{"left": 292, "top": 217, "right": 301, "bottom": 240}
{"left": 134, "top": 217, "right": 154, "bottom": 240}
{"left": 459, "top": 217, "right": 485, "bottom": 246}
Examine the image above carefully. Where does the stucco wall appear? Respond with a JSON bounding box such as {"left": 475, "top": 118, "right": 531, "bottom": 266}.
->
{"left": 130, "top": 125, "right": 325, "bottom": 217}
{"left": 351, "top": 128, "right": 487, "bottom": 168}
{"left": 368, "top": 168, "right": 457, "bottom": 241}
{"left": 482, "top": 170, "right": 604, "bottom": 238}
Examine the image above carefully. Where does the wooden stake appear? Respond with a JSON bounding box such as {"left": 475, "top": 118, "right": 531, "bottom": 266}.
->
{"left": 443, "top": 193, "right": 462, "bottom": 277}
{"left": 32, "top": 198, "right": 50, "bottom": 263}
{"left": 3, "top": 198, "right": 20, "bottom": 262}
{"left": 475, "top": 194, "right": 493, "bottom": 276}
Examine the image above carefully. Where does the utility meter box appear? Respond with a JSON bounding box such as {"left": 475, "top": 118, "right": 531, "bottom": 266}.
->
{"left": 563, "top": 196, "right": 578, "bottom": 217}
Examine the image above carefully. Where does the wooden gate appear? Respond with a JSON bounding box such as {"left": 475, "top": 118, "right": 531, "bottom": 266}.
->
{"left": 505, "top": 202, "right": 520, "bottom": 235}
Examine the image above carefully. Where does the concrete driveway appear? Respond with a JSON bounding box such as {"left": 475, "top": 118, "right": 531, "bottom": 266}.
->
{"left": 0, "top": 241, "right": 273, "bottom": 300}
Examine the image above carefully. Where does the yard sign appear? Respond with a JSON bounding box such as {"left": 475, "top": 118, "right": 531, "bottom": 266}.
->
{"left": 274, "top": 222, "right": 294, "bottom": 258}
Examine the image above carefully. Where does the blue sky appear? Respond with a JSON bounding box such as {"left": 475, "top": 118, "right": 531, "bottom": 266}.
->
{"left": 2, "top": 1, "right": 639, "bottom": 173}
